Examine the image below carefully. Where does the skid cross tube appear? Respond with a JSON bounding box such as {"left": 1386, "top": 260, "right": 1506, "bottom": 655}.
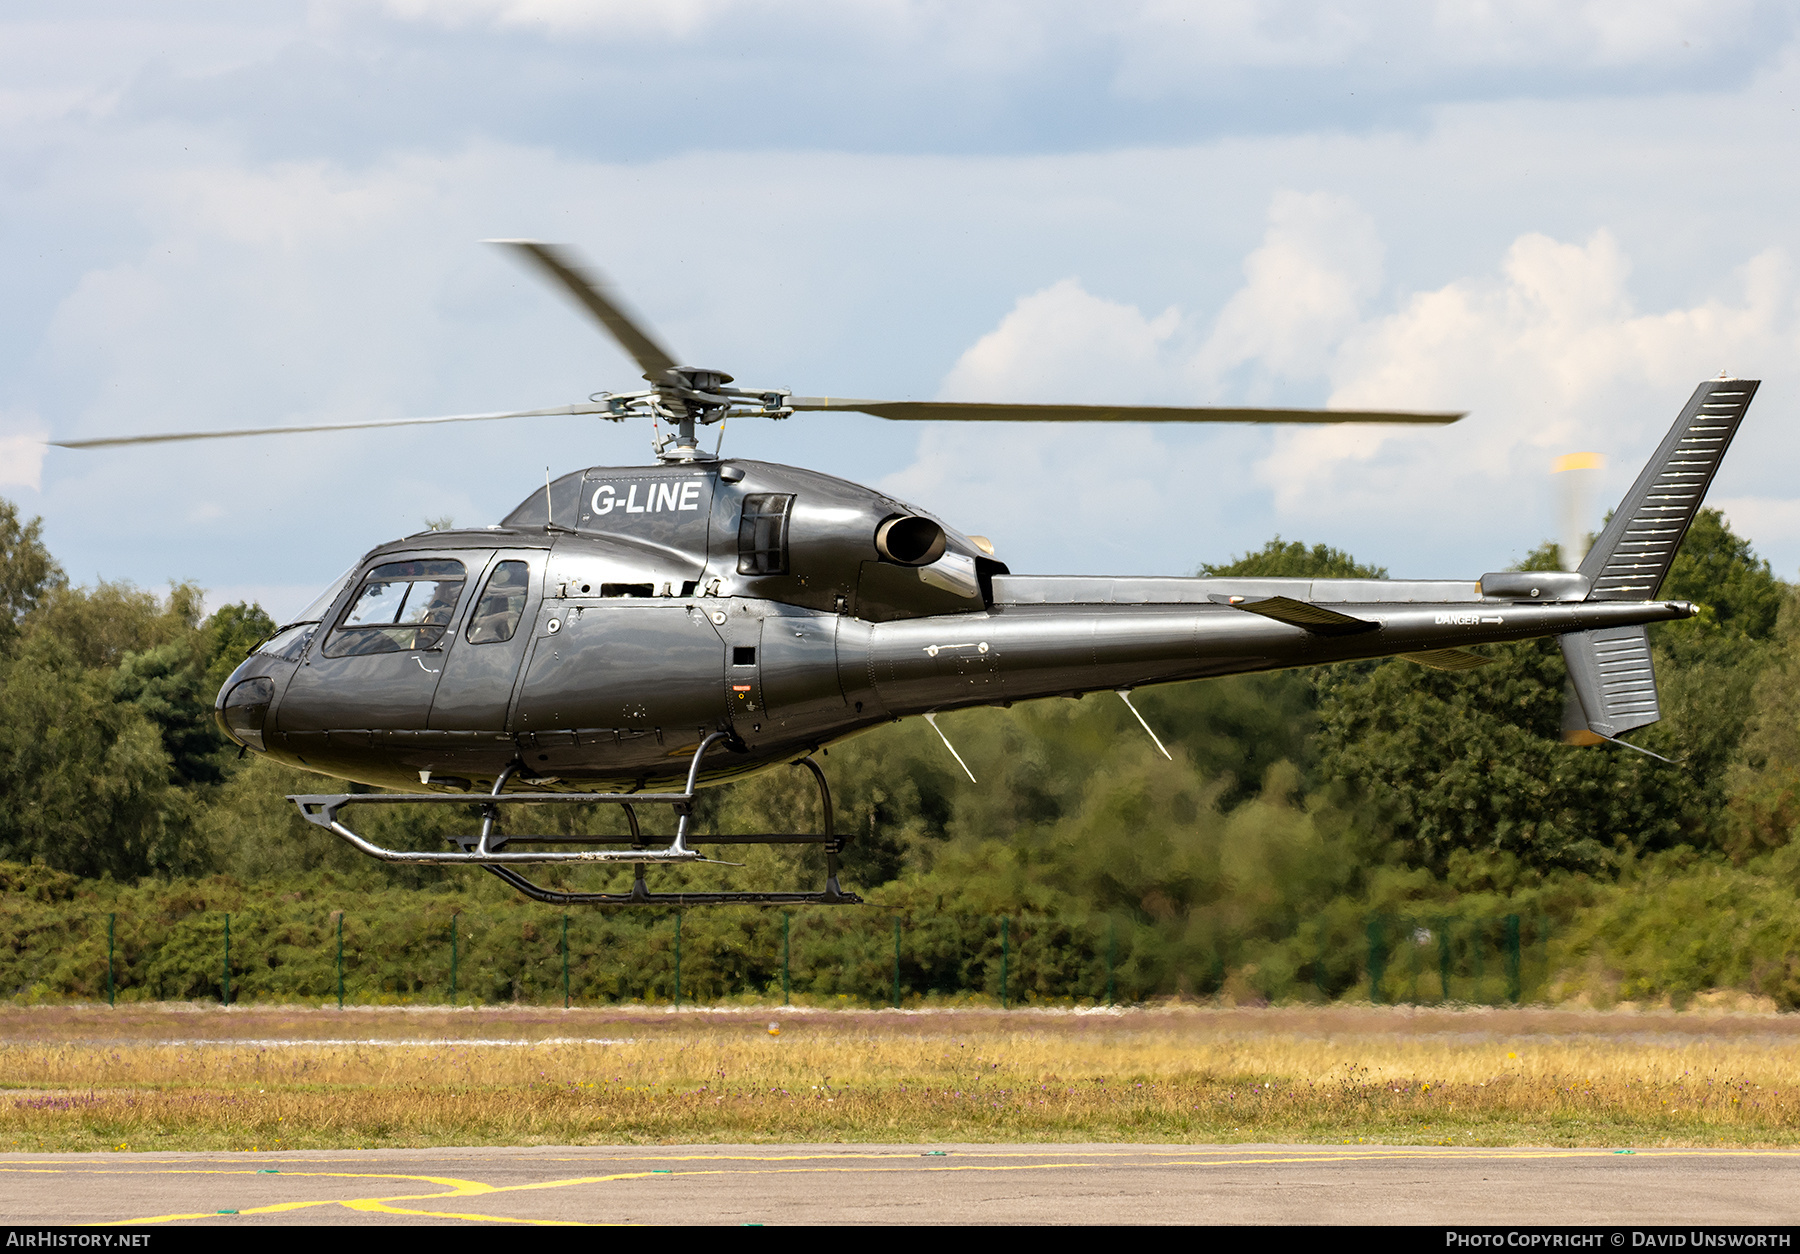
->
{"left": 288, "top": 733, "right": 861, "bottom": 905}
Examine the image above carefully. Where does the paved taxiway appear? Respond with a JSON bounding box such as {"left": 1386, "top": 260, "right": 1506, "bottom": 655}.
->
{"left": 3, "top": 1144, "right": 1798, "bottom": 1225}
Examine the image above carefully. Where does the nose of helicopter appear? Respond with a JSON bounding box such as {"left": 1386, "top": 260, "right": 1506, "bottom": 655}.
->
{"left": 216, "top": 674, "right": 275, "bottom": 752}
{"left": 214, "top": 620, "right": 320, "bottom": 753}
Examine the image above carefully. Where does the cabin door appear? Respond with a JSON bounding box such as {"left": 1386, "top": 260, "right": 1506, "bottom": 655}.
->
{"left": 278, "top": 555, "right": 468, "bottom": 734}
{"left": 428, "top": 551, "right": 544, "bottom": 732}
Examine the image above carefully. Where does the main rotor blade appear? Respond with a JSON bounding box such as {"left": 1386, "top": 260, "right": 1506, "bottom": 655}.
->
{"left": 785, "top": 398, "right": 1465, "bottom": 424}
{"left": 48, "top": 403, "right": 614, "bottom": 450}
{"left": 489, "top": 240, "right": 681, "bottom": 383}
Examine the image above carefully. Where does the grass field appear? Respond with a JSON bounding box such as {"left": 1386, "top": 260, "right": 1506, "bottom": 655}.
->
{"left": 1, "top": 1004, "right": 1797, "bottom": 1151}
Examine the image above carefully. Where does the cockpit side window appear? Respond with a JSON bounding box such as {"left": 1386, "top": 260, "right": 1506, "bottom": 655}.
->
{"left": 466, "top": 560, "right": 530, "bottom": 644}
{"left": 322, "top": 559, "right": 467, "bottom": 658}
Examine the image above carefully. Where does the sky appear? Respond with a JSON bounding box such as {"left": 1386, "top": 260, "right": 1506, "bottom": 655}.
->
{"left": 3, "top": 1, "right": 1800, "bottom": 621}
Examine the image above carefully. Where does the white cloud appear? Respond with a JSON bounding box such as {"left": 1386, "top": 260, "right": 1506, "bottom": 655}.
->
{"left": 907, "top": 192, "right": 1800, "bottom": 578}
{"left": 383, "top": 1, "right": 1773, "bottom": 71}
{"left": 934, "top": 191, "right": 1380, "bottom": 406}
{"left": 1230, "top": 230, "right": 1800, "bottom": 583}
{"left": 938, "top": 278, "right": 1181, "bottom": 403}
{"left": 1114, "top": 0, "right": 1766, "bottom": 86}
{"left": 372, "top": 0, "right": 761, "bottom": 37}
{"left": 1256, "top": 232, "right": 1799, "bottom": 521}
{"left": 0, "top": 432, "right": 46, "bottom": 492}
{"left": 1190, "top": 190, "right": 1381, "bottom": 388}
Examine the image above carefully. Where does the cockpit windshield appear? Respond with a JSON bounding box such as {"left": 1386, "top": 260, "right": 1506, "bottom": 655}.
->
{"left": 322, "top": 559, "right": 468, "bottom": 657}
{"left": 294, "top": 565, "right": 359, "bottom": 625}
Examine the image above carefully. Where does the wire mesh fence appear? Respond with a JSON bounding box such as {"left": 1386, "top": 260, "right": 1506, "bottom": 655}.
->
{"left": 1363, "top": 913, "right": 1548, "bottom": 1007}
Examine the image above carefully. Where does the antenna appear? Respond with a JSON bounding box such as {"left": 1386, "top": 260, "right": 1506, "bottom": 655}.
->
{"left": 1116, "top": 690, "right": 1172, "bottom": 760}
{"left": 923, "top": 712, "right": 977, "bottom": 783}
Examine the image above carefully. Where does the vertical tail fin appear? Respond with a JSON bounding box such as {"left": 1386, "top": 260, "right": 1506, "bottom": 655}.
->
{"left": 1578, "top": 378, "right": 1758, "bottom": 599}
{"left": 1562, "top": 377, "right": 1757, "bottom": 747}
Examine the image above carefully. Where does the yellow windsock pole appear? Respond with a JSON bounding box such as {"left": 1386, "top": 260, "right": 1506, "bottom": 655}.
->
{"left": 1553, "top": 451, "right": 1605, "bottom": 569}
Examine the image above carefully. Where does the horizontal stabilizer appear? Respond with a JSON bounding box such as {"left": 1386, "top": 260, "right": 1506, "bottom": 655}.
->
{"left": 1229, "top": 595, "right": 1380, "bottom": 636}
{"left": 1400, "top": 648, "right": 1493, "bottom": 672}
{"left": 1561, "top": 625, "right": 1660, "bottom": 740}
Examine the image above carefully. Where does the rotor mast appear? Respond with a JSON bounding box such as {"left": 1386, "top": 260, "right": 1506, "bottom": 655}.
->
{"left": 624, "top": 367, "right": 794, "bottom": 462}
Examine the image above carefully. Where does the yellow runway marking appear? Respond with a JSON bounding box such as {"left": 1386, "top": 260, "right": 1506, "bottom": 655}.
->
{"left": 98, "top": 1168, "right": 684, "bottom": 1226}
{"left": 108, "top": 1172, "right": 499, "bottom": 1225}
{"left": 15, "top": 1146, "right": 1788, "bottom": 1227}
{"left": 334, "top": 1198, "right": 590, "bottom": 1225}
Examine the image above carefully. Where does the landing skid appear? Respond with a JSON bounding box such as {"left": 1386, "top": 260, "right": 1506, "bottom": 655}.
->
{"left": 289, "top": 731, "right": 862, "bottom": 906}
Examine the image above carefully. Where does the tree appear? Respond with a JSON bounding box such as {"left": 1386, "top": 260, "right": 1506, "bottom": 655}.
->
{"left": 1663, "top": 509, "right": 1783, "bottom": 640}
{"left": 1315, "top": 637, "right": 1697, "bottom": 872}
{"left": 0, "top": 498, "right": 64, "bottom": 652}
{"left": 1201, "top": 537, "right": 1386, "bottom": 580}
{"left": 0, "top": 631, "right": 203, "bottom": 878}
{"left": 1316, "top": 511, "right": 1785, "bottom": 872}
{"left": 120, "top": 599, "right": 280, "bottom": 787}
{"left": 1723, "top": 586, "right": 1800, "bottom": 861}
{"left": 1187, "top": 536, "right": 1388, "bottom": 802}
{"left": 198, "top": 602, "right": 277, "bottom": 701}
{"left": 0, "top": 512, "right": 280, "bottom": 876}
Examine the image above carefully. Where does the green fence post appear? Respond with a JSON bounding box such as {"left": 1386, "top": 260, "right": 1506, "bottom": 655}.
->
{"left": 562, "top": 914, "right": 571, "bottom": 1009}
{"left": 1106, "top": 917, "right": 1116, "bottom": 1007}
{"left": 1366, "top": 916, "right": 1385, "bottom": 1005}
{"left": 674, "top": 912, "right": 682, "bottom": 1009}
{"left": 222, "top": 913, "right": 231, "bottom": 1005}
{"left": 782, "top": 913, "right": 790, "bottom": 1006}
{"left": 106, "top": 913, "right": 115, "bottom": 1008}
{"left": 450, "top": 914, "right": 459, "bottom": 1004}
{"left": 336, "top": 914, "right": 344, "bottom": 1010}
{"left": 1438, "top": 918, "right": 1452, "bottom": 1004}
{"left": 1505, "top": 913, "right": 1521, "bottom": 1004}
{"left": 892, "top": 915, "right": 902, "bottom": 1008}
{"left": 1539, "top": 912, "right": 1551, "bottom": 1002}
{"left": 1407, "top": 917, "right": 1421, "bottom": 1004}
{"left": 999, "top": 917, "right": 1009, "bottom": 1009}
{"left": 1473, "top": 920, "right": 1485, "bottom": 1003}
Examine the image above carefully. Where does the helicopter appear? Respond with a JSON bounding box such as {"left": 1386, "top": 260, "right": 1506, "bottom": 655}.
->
{"left": 54, "top": 242, "right": 1760, "bottom": 906}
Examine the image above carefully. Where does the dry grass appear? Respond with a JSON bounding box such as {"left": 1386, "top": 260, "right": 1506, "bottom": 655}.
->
{"left": 1, "top": 1004, "right": 1798, "bottom": 1151}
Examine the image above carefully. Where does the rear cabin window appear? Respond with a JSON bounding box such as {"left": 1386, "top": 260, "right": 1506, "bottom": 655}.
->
{"left": 466, "top": 560, "right": 530, "bottom": 644}
{"left": 737, "top": 494, "right": 794, "bottom": 575}
{"left": 323, "top": 559, "right": 467, "bottom": 657}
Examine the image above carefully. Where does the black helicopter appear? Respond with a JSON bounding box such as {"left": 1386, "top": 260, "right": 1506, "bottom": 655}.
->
{"left": 55, "top": 243, "right": 1759, "bottom": 906}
